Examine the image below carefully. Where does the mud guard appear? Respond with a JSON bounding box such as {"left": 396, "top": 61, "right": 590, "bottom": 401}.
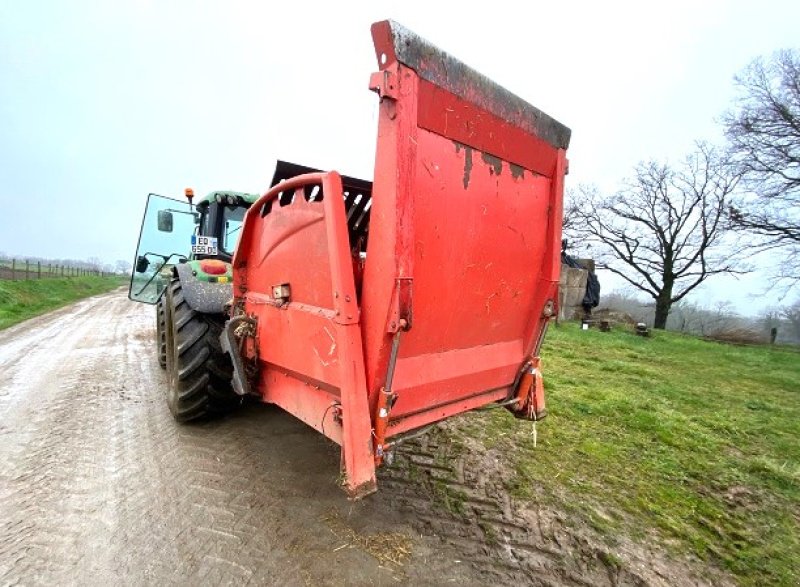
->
{"left": 174, "top": 263, "right": 232, "bottom": 314}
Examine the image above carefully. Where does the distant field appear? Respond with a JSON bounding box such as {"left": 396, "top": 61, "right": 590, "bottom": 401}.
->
{"left": 0, "top": 276, "right": 124, "bottom": 329}
{"left": 457, "top": 323, "right": 800, "bottom": 586}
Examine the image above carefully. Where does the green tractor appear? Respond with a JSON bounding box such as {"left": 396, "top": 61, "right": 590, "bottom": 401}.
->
{"left": 129, "top": 188, "right": 258, "bottom": 421}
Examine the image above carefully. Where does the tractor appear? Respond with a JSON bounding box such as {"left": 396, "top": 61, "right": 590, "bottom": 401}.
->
{"left": 129, "top": 189, "right": 257, "bottom": 420}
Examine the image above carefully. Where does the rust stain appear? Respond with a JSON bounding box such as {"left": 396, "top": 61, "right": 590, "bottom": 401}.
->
{"left": 463, "top": 146, "right": 473, "bottom": 189}
{"left": 510, "top": 163, "right": 525, "bottom": 180}
{"left": 454, "top": 142, "right": 473, "bottom": 189}
{"left": 481, "top": 152, "right": 503, "bottom": 176}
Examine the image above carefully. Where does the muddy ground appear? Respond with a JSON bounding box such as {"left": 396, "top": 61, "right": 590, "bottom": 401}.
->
{"left": 0, "top": 291, "right": 726, "bottom": 586}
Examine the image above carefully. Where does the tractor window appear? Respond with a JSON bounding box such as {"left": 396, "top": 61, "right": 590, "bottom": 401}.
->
{"left": 197, "top": 204, "right": 210, "bottom": 237}
{"left": 129, "top": 194, "right": 195, "bottom": 304}
{"left": 222, "top": 205, "right": 247, "bottom": 254}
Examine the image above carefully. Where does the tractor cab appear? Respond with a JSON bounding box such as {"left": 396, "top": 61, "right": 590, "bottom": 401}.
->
{"left": 193, "top": 191, "right": 258, "bottom": 262}
{"left": 128, "top": 189, "right": 256, "bottom": 304}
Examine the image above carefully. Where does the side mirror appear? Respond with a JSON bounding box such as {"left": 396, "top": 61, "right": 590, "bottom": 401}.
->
{"left": 135, "top": 255, "right": 150, "bottom": 273}
{"left": 157, "top": 210, "right": 174, "bottom": 232}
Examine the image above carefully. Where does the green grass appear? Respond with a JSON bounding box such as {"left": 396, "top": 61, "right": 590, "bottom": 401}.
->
{"left": 0, "top": 276, "right": 124, "bottom": 329}
{"left": 457, "top": 323, "right": 800, "bottom": 586}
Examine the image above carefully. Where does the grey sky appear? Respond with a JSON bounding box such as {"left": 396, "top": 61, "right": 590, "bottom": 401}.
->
{"left": 1, "top": 1, "right": 798, "bottom": 314}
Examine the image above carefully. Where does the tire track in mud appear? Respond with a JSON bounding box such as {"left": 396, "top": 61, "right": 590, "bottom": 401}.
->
{"left": 380, "top": 427, "right": 733, "bottom": 587}
{"left": 0, "top": 292, "right": 125, "bottom": 583}
{"left": 0, "top": 292, "right": 481, "bottom": 586}
{"left": 0, "top": 291, "right": 728, "bottom": 587}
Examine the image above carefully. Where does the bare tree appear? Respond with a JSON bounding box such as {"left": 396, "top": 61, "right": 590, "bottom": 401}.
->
{"left": 115, "top": 259, "right": 132, "bottom": 275}
{"left": 571, "top": 144, "right": 745, "bottom": 329}
{"left": 86, "top": 256, "right": 103, "bottom": 271}
{"left": 760, "top": 307, "right": 783, "bottom": 341}
{"left": 723, "top": 49, "right": 800, "bottom": 290}
{"left": 562, "top": 188, "right": 581, "bottom": 238}
{"left": 783, "top": 299, "right": 800, "bottom": 342}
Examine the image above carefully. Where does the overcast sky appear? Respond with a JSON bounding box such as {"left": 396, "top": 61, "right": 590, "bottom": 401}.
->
{"left": 1, "top": 1, "right": 797, "bottom": 314}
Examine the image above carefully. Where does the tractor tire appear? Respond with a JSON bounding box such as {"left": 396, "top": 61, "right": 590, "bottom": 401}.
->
{"left": 156, "top": 296, "right": 167, "bottom": 369}
{"left": 164, "top": 276, "right": 239, "bottom": 422}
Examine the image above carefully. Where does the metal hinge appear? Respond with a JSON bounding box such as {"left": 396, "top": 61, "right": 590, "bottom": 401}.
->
{"left": 369, "top": 68, "right": 399, "bottom": 101}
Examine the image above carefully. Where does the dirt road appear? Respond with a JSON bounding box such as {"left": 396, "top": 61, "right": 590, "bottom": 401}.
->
{"left": 0, "top": 291, "right": 491, "bottom": 586}
{"left": 0, "top": 291, "right": 720, "bottom": 587}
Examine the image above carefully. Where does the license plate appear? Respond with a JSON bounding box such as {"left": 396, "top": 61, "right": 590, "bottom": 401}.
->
{"left": 191, "top": 235, "right": 218, "bottom": 256}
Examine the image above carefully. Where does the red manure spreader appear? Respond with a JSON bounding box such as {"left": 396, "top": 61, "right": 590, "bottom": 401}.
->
{"left": 131, "top": 20, "right": 570, "bottom": 498}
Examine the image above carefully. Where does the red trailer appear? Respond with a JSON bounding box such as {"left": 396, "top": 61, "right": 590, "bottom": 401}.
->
{"left": 224, "top": 20, "right": 571, "bottom": 498}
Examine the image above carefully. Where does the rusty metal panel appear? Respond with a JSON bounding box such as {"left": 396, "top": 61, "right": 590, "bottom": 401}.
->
{"left": 362, "top": 21, "right": 570, "bottom": 442}
{"left": 370, "top": 20, "right": 571, "bottom": 152}
{"left": 417, "top": 79, "right": 559, "bottom": 177}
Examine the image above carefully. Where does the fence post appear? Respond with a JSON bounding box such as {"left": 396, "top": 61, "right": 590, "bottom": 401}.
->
{"left": 11, "top": 258, "right": 15, "bottom": 281}
{"left": 61, "top": 265, "right": 64, "bottom": 277}
{"left": 25, "top": 260, "right": 29, "bottom": 280}
{"left": 37, "top": 261, "right": 41, "bottom": 279}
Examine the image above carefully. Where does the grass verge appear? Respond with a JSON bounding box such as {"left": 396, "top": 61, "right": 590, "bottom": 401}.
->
{"left": 456, "top": 323, "right": 799, "bottom": 586}
{"left": 0, "top": 277, "right": 124, "bottom": 330}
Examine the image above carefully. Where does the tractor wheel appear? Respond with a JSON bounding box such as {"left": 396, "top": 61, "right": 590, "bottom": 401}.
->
{"left": 156, "top": 296, "right": 167, "bottom": 369}
{"left": 164, "top": 276, "right": 239, "bottom": 422}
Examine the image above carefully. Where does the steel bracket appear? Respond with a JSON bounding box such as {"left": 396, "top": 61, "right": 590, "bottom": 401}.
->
{"left": 385, "top": 277, "right": 413, "bottom": 333}
{"left": 220, "top": 315, "right": 257, "bottom": 397}
{"left": 369, "top": 68, "right": 399, "bottom": 101}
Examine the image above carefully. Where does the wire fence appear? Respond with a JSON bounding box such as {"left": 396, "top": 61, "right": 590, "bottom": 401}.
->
{"left": 0, "top": 258, "right": 109, "bottom": 281}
